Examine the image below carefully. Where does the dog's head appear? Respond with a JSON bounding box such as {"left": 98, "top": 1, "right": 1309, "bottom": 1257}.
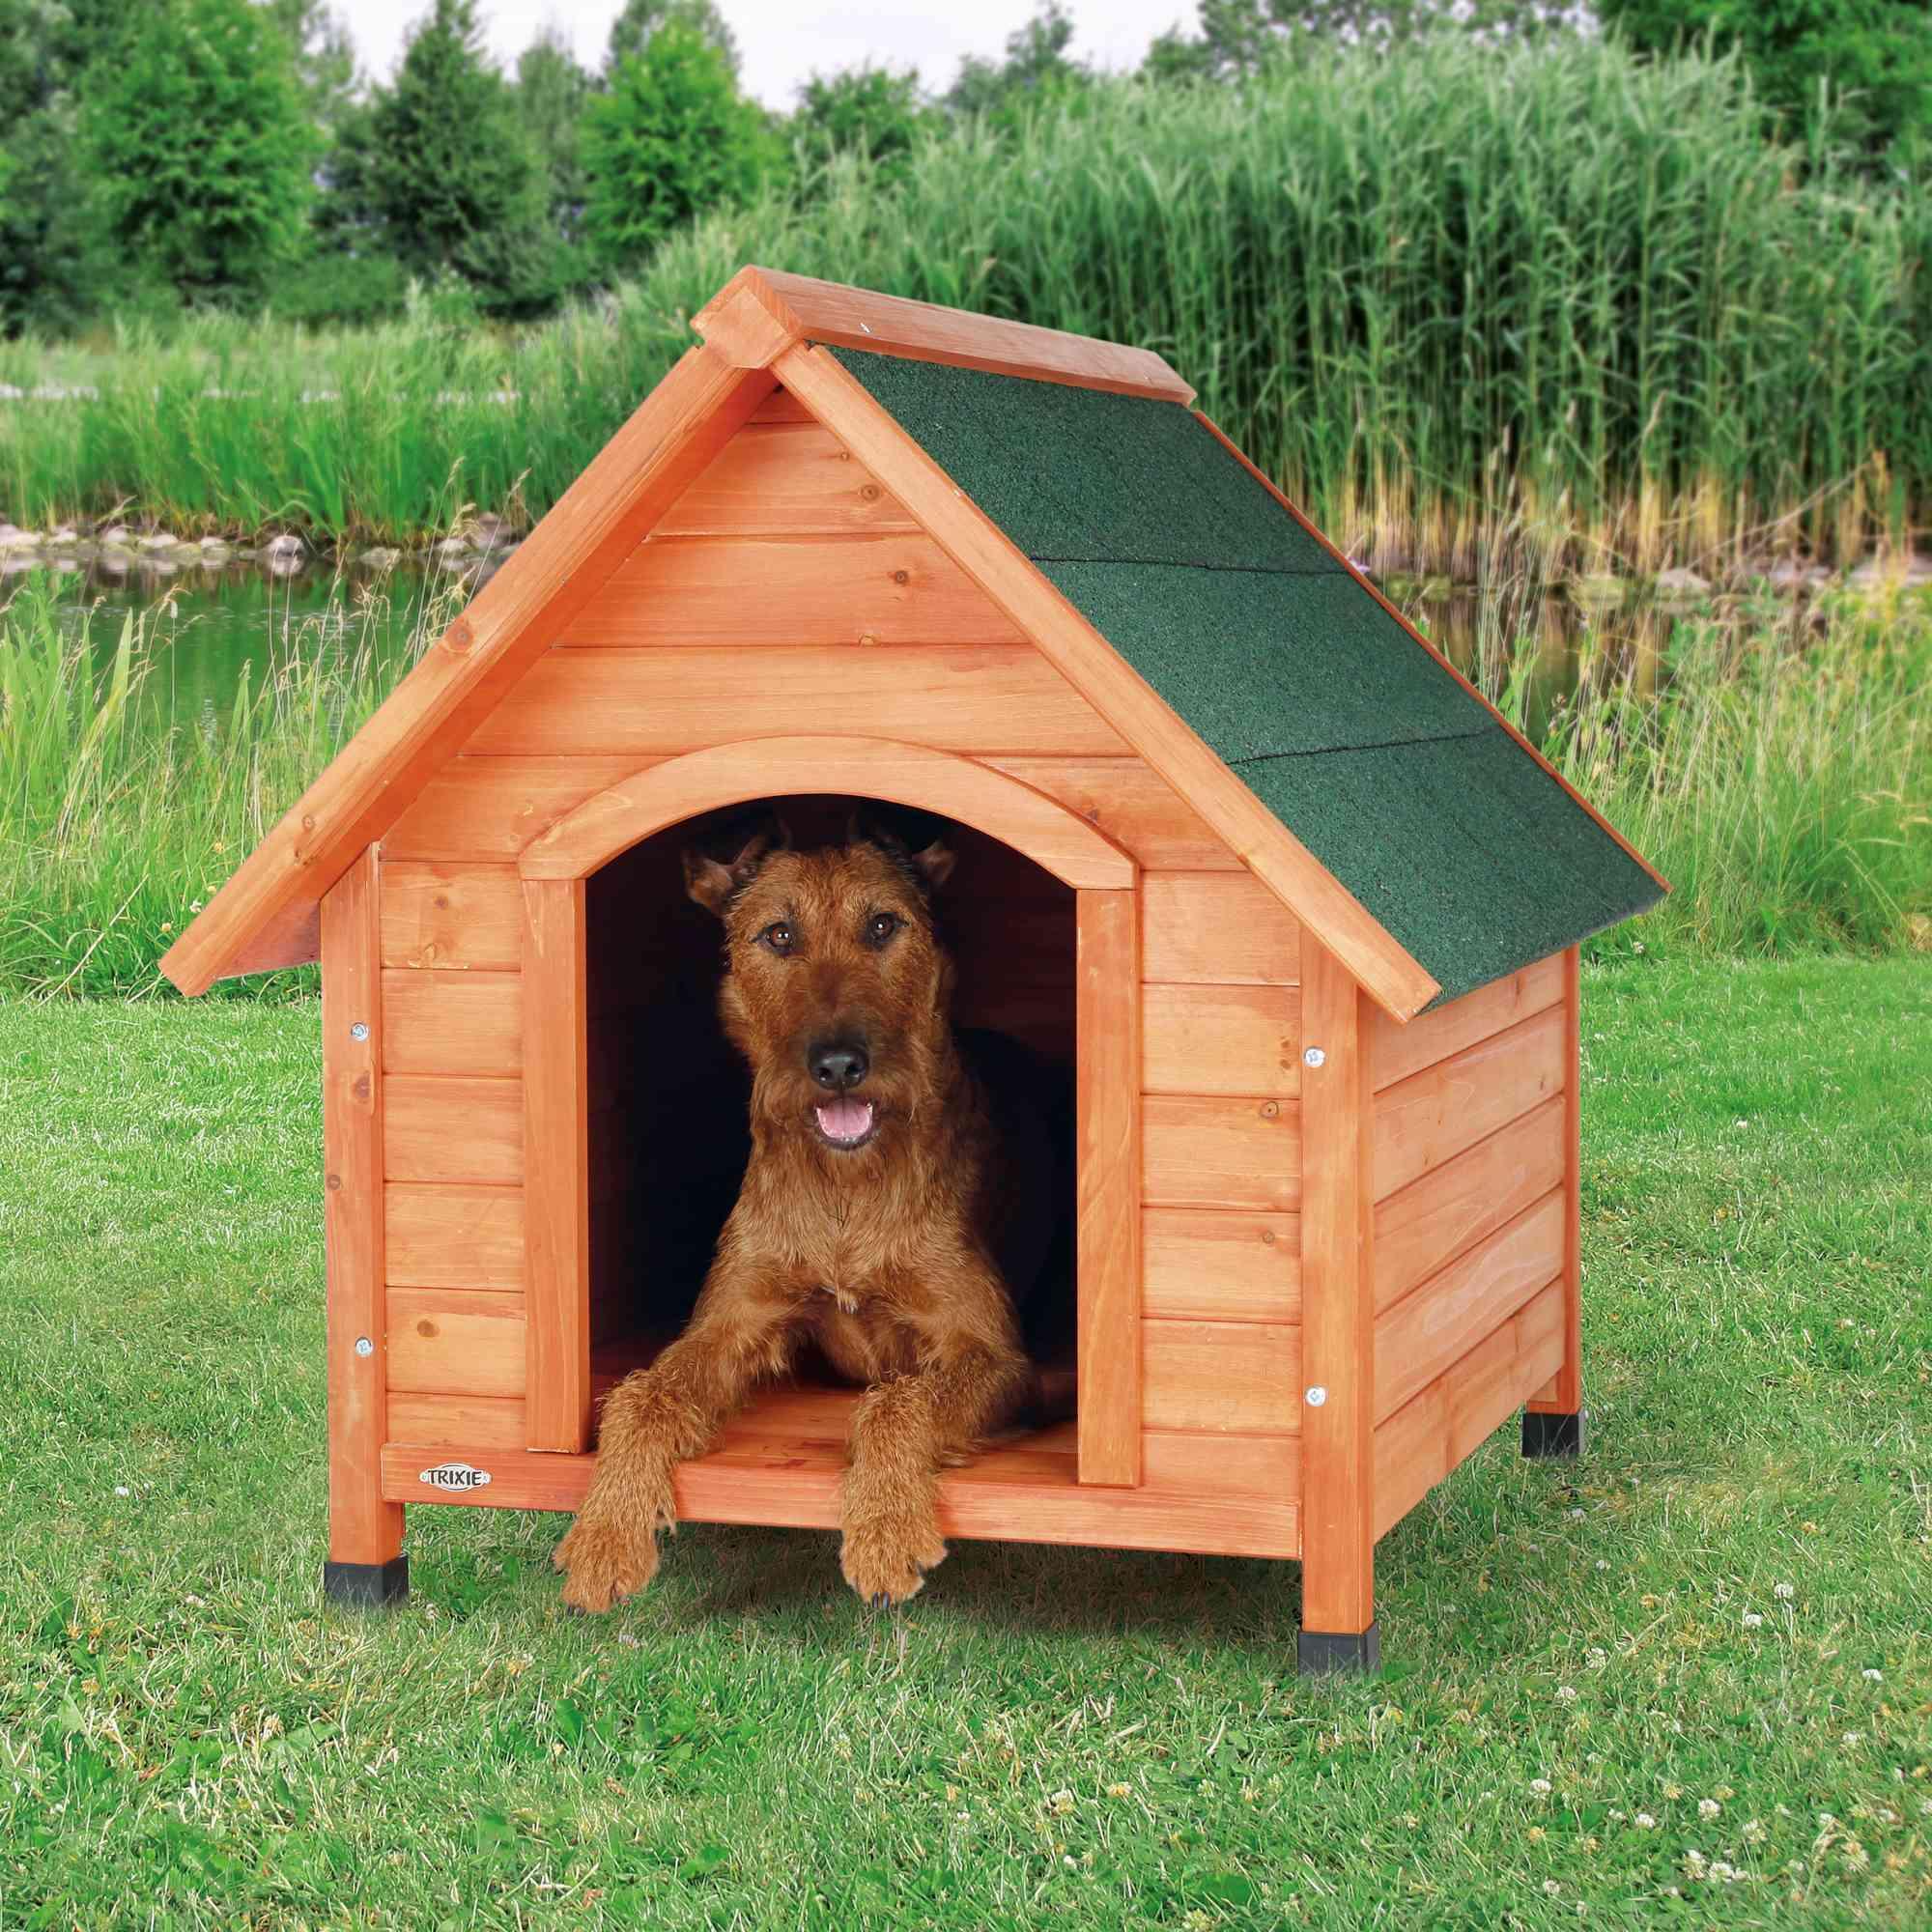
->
{"left": 684, "top": 809, "right": 956, "bottom": 1153}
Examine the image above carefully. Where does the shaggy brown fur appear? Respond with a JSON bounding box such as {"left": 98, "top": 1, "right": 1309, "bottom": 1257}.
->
{"left": 554, "top": 813, "right": 1049, "bottom": 1612}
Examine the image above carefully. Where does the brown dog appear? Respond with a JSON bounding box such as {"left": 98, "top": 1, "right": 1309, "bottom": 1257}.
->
{"left": 554, "top": 813, "right": 1064, "bottom": 1611}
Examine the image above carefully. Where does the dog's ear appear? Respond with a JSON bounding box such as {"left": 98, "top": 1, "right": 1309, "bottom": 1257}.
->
{"left": 683, "top": 811, "right": 790, "bottom": 917}
{"left": 846, "top": 808, "right": 954, "bottom": 897}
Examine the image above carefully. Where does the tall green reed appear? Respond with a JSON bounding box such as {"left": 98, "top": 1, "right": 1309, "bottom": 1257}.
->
{"left": 0, "top": 577, "right": 455, "bottom": 998}
{"left": 1551, "top": 589, "right": 1932, "bottom": 958}
{"left": 2, "top": 40, "right": 1925, "bottom": 568}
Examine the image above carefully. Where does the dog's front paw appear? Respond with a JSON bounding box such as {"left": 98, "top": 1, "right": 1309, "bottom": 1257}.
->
{"left": 839, "top": 1516, "right": 948, "bottom": 1607}
{"left": 554, "top": 1510, "right": 661, "bottom": 1612}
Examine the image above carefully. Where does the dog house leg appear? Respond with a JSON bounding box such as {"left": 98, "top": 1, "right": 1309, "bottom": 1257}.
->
{"left": 1521, "top": 1409, "right": 1587, "bottom": 1459}
{"left": 1295, "top": 942, "right": 1379, "bottom": 1677}
{"left": 320, "top": 850, "right": 408, "bottom": 1609}
{"left": 1523, "top": 949, "right": 1585, "bottom": 1466}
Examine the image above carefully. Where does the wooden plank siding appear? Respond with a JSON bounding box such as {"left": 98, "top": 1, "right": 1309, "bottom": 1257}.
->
{"left": 381, "top": 863, "right": 522, "bottom": 972}
{"left": 1368, "top": 951, "right": 1576, "bottom": 1541}
{"left": 1373, "top": 1003, "right": 1567, "bottom": 1203}
{"left": 1374, "top": 1279, "right": 1567, "bottom": 1538}
{"left": 465, "top": 646, "right": 1133, "bottom": 759}
{"left": 654, "top": 423, "right": 920, "bottom": 538}
{"left": 561, "top": 534, "right": 1028, "bottom": 647}
{"left": 382, "top": 970, "right": 521, "bottom": 1076}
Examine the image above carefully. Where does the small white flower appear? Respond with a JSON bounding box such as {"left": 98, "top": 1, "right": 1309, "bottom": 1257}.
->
{"left": 1842, "top": 1731, "right": 1861, "bottom": 1747}
{"left": 1556, "top": 1686, "right": 1578, "bottom": 1703}
{"left": 1699, "top": 1799, "right": 1721, "bottom": 1821}
{"left": 1734, "top": 1118, "right": 1748, "bottom": 1129}
{"left": 1862, "top": 1667, "right": 1883, "bottom": 1682}
{"left": 1634, "top": 1813, "right": 1657, "bottom": 1830}
{"left": 1530, "top": 1777, "right": 1552, "bottom": 1795}
{"left": 1817, "top": 1811, "right": 1837, "bottom": 1829}
{"left": 1570, "top": 1507, "right": 1585, "bottom": 1519}
{"left": 1744, "top": 1819, "right": 1767, "bottom": 1843}
{"left": 1710, "top": 1861, "right": 1736, "bottom": 1882}
{"left": 1543, "top": 1880, "right": 1561, "bottom": 1896}
{"left": 1919, "top": 1800, "right": 1932, "bottom": 1818}
{"left": 1595, "top": 1558, "right": 1609, "bottom": 1570}
{"left": 1743, "top": 1611, "right": 1764, "bottom": 1628}
{"left": 114, "top": 1486, "right": 129, "bottom": 1497}
{"left": 1774, "top": 1582, "right": 1795, "bottom": 1601}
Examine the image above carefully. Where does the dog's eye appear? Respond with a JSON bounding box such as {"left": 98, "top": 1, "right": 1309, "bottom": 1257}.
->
{"left": 758, "top": 921, "right": 796, "bottom": 955}
{"left": 865, "top": 912, "right": 901, "bottom": 946}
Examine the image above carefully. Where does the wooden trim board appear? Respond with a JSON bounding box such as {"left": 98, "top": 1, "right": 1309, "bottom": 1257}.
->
{"left": 522, "top": 878, "right": 590, "bottom": 1450}
{"left": 520, "top": 736, "right": 1134, "bottom": 887}
{"left": 381, "top": 1437, "right": 1297, "bottom": 1558}
{"left": 696, "top": 265, "right": 1196, "bottom": 403}
{"left": 320, "top": 848, "right": 404, "bottom": 1568}
{"left": 1075, "top": 890, "right": 1142, "bottom": 1485}
{"left": 1296, "top": 938, "right": 1376, "bottom": 1637}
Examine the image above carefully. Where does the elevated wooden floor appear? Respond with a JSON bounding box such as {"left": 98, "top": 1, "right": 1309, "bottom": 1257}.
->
{"left": 383, "top": 1365, "right": 1299, "bottom": 1559}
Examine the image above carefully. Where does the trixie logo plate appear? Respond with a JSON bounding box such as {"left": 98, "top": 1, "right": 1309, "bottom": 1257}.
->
{"left": 417, "top": 1461, "right": 493, "bottom": 1492}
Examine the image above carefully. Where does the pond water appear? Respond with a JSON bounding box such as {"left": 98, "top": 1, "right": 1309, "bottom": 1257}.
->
{"left": 15, "top": 550, "right": 1699, "bottom": 745}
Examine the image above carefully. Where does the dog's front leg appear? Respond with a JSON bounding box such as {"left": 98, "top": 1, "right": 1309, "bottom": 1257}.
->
{"left": 840, "top": 1338, "right": 1031, "bottom": 1607}
{"left": 554, "top": 1267, "right": 798, "bottom": 1612}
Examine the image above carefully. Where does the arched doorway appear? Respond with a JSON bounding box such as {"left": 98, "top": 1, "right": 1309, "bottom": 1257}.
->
{"left": 515, "top": 737, "right": 1142, "bottom": 1488}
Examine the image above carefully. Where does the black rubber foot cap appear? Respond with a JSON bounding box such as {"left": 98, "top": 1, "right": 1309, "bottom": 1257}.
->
{"left": 324, "top": 1555, "right": 409, "bottom": 1608}
{"left": 1522, "top": 1409, "right": 1587, "bottom": 1459}
{"left": 1298, "top": 1622, "right": 1380, "bottom": 1677}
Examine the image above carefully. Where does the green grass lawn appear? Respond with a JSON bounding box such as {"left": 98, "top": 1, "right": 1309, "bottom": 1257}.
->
{"left": 1, "top": 956, "right": 1927, "bottom": 1928}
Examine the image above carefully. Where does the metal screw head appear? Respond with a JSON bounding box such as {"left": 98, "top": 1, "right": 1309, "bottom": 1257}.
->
{"left": 354, "top": 1336, "right": 374, "bottom": 1358}
{"left": 1303, "top": 1045, "right": 1326, "bottom": 1068}
{"left": 1305, "top": 1385, "right": 1328, "bottom": 1407}
{"left": 350, "top": 1021, "right": 370, "bottom": 1042}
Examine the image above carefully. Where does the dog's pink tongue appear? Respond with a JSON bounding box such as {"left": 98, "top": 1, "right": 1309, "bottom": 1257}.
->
{"left": 815, "top": 1097, "right": 873, "bottom": 1143}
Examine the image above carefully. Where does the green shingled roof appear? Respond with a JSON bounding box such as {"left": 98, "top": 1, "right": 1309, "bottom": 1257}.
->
{"left": 832, "top": 346, "right": 1663, "bottom": 1005}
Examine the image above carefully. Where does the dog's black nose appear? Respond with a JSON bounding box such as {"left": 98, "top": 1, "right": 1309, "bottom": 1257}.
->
{"left": 809, "top": 1042, "right": 868, "bottom": 1092}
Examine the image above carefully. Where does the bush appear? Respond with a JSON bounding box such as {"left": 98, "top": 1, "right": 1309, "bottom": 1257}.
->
{"left": 582, "top": 20, "right": 770, "bottom": 272}
{"left": 75, "top": 0, "right": 315, "bottom": 306}
{"left": 272, "top": 251, "right": 412, "bottom": 329}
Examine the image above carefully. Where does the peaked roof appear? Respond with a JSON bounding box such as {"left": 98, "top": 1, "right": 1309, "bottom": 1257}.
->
{"left": 163, "top": 266, "right": 1663, "bottom": 1018}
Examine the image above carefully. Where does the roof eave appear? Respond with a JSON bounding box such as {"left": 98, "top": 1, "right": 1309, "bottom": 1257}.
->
{"left": 161, "top": 345, "right": 776, "bottom": 995}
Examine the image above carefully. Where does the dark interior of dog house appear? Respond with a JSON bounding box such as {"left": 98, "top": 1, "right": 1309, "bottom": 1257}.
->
{"left": 580, "top": 795, "right": 1079, "bottom": 1430}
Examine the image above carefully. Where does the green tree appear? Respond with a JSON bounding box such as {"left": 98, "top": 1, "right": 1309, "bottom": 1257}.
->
{"left": 360, "top": 0, "right": 564, "bottom": 314}
{"left": 947, "top": 1, "right": 1087, "bottom": 117}
{"left": 791, "top": 65, "right": 932, "bottom": 184}
{"left": 517, "top": 24, "right": 593, "bottom": 242}
{"left": 1597, "top": 0, "right": 1932, "bottom": 156}
{"left": 75, "top": 0, "right": 315, "bottom": 306}
{"left": 1151, "top": 0, "right": 1583, "bottom": 78}
{"left": 581, "top": 19, "right": 768, "bottom": 271}
{"left": 264, "top": 0, "right": 358, "bottom": 126}
{"left": 0, "top": 0, "right": 74, "bottom": 330}
{"left": 605, "top": 0, "right": 740, "bottom": 77}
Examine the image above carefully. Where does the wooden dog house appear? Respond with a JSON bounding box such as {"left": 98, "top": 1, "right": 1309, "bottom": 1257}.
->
{"left": 163, "top": 269, "right": 1664, "bottom": 1672}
